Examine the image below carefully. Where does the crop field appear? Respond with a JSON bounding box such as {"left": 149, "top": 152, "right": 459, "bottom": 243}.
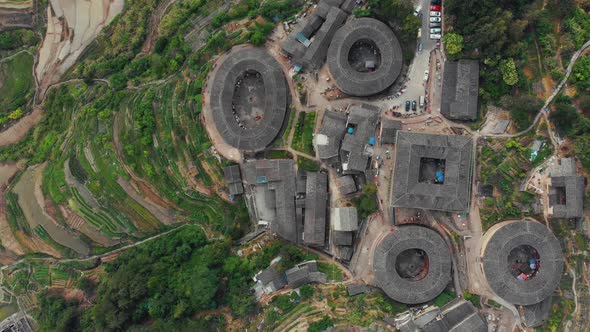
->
{"left": 478, "top": 136, "right": 548, "bottom": 230}
{"left": 292, "top": 111, "right": 317, "bottom": 155}
{"left": 0, "top": 52, "right": 33, "bottom": 118}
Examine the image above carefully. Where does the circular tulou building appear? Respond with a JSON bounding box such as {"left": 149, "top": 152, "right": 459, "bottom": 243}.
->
{"left": 327, "top": 18, "right": 403, "bottom": 97}
{"left": 374, "top": 225, "right": 451, "bottom": 304}
{"left": 209, "top": 48, "right": 289, "bottom": 151}
{"left": 481, "top": 220, "right": 563, "bottom": 305}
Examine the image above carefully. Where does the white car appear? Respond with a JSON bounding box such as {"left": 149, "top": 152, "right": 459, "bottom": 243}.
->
{"left": 429, "top": 17, "right": 441, "bottom": 22}
{"left": 430, "top": 28, "right": 441, "bottom": 34}
{"left": 424, "top": 70, "right": 429, "bottom": 81}
{"left": 430, "top": 11, "right": 441, "bottom": 17}
{"left": 430, "top": 34, "right": 442, "bottom": 40}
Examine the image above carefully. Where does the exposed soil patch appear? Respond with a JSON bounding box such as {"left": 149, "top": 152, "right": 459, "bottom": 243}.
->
{"left": 0, "top": 106, "right": 42, "bottom": 147}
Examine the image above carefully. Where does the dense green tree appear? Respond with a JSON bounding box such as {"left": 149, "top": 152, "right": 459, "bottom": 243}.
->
{"left": 550, "top": 102, "right": 579, "bottom": 135}
{"left": 368, "top": 0, "right": 413, "bottom": 23}
{"left": 575, "top": 135, "right": 590, "bottom": 171}
{"left": 499, "top": 58, "right": 518, "bottom": 86}
{"left": 508, "top": 95, "right": 543, "bottom": 130}
{"left": 443, "top": 33, "right": 464, "bottom": 55}
{"left": 572, "top": 55, "right": 590, "bottom": 89}
{"left": 308, "top": 315, "right": 334, "bottom": 332}
{"left": 35, "top": 291, "right": 82, "bottom": 332}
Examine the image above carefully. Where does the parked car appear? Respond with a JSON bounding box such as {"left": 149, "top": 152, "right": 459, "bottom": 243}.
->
{"left": 430, "top": 28, "right": 442, "bottom": 34}
{"left": 429, "top": 17, "right": 441, "bottom": 22}
{"left": 430, "top": 5, "right": 442, "bottom": 11}
{"left": 430, "top": 34, "right": 442, "bottom": 39}
{"left": 430, "top": 22, "right": 441, "bottom": 28}
{"left": 418, "top": 42, "right": 423, "bottom": 53}
{"left": 424, "top": 70, "right": 429, "bottom": 81}
{"left": 405, "top": 101, "right": 411, "bottom": 112}
{"left": 412, "top": 101, "right": 417, "bottom": 111}
{"left": 430, "top": 11, "right": 441, "bottom": 17}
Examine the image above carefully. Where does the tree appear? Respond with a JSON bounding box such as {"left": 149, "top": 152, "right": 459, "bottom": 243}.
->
{"left": 575, "top": 135, "right": 590, "bottom": 171}
{"left": 308, "top": 315, "right": 334, "bottom": 332}
{"left": 572, "top": 55, "right": 590, "bottom": 89}
{"left": 508, "top": 95, "right": 543, "bottom": 130}
{"left": 400, "top": 15, "right": 422, "bottom": 43}
{"left": 300, "top": 284, "right": 315, "bottom": 299}
{"left": 550, "top": 102, "right": 579, "bottom": 135}
{"left": 353, "top": 8, "right": 372, "bottom": 17}
{"left": 7, "top": 108, "right": 23, "bottom": 120}
{"left": 443, "top": 33, "right": 464, "bottom": 55}
{"left": 499, "top": 58, "right": 518, "bottom": 86}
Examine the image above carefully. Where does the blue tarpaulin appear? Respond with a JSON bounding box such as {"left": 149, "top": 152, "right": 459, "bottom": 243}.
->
{"left": 435, "top": 171, "right": 444, "bottom": 183}
{"left": 347, "top": 127, "right": 354, "bottom": 134}
{"left": 369, "top": 137, "right": 376, "bottom": 145}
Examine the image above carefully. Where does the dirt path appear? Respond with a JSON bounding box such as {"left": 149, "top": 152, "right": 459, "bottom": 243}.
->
{"left": 139, "top": 0, "right": 179, "bottom": 54}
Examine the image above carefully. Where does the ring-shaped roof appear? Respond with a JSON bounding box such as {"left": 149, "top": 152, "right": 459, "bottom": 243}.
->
{"left": 482, "top": 220, "right": 563, "bottom": 305}
{"left": 374, "top": 225, "right": 452, "bottom": 304}
{"left": 209, "top": 48, "right": 288, "bottom": 151}
{"left": 327, "top": 18, "right": 403, "bottom": 96}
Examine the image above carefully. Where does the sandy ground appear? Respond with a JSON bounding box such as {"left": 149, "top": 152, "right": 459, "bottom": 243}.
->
{"left": 36, "top": 0, "right": 124, "bottom": 98}
{"left": 0, "top": 106, "right": 42, "bottom": 147}
{"left": 0, "top": 163, "right": 25, "bottom": 256}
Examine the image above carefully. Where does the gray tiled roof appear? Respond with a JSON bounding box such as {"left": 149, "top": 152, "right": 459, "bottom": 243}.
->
{"left": 242, "top": 159, "right": 298, "bottom": 242}
{"left": 347, "top": 284, "right": 370, "bottom": 296}
{"left": 223, "top": 165, "right": 244, "bottom": 195}
{"left": 333, "top": 230, "right": 353, "bottom": 245}
{"left": 340, "top": 0, "right": 356, "bottom": 13}
{"left": 482, "top": 220, "right": 563, "bottom": 305}
{"left": 391, "top": 131, "right": 473, "bottom": 212}
{"left": 341, "top": 104, "right": 379, "bottom": 173}
{"left": 373, "top": 225, "right": 451, "bottom": 304}
{"left": 210, "top": 48, "right": 289, "bottom": 151}
{"left": 549, "top": 175, "right": 585, "bottom": 219}
{"left": 315, "top": 110, "right": 347, "bottom": 161}
{"left": 337, "top": 245, "right": 353, "bottom": 260}
{"left": 336, "top": 175, "right": 357, "bottom": 195}
{"left": 256, "top": 265, "right": 287, "bottom": 293}
{"left": 441, "top": 60, "right": 479, "bottom": 121}
{"left": 327, "top": 18, "right": 403, "bottom": 96}
{"left": 332, "top": 207, "right": 358, "bottom": 231}
{"left": 304, "top": 172, "right": 328, "bottom": 246}
{"left": 286, "top": 261, "right": 325, "bottom": 288}
{"left": 301, "top": 7, "right": 347, "bottom": 70}
{"left": 381, "top": 119, "right": 402, "bottom": 144}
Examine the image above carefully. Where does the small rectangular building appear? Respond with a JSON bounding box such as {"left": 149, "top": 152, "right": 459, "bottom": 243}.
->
{"left": 332, "top": 207, "right": 358, "bottom": 231}
{"left": 241, "top": 159, "right": 299, "bottom": 243}
{"left": 381, "top": 119, "right": 402, "bottom": 144}
{"left": 336, "top": 175, "right": 357, "bottom": 195}
{"left": 441, "top": 60, "right": 479, "bottom": 121}
{"left": 314, "top": 110, "right": 347, "bottom": 165}
{"left": 341, "top": 104, "right": 379, "bottom": 174}
{"left": 285, "top": 261, "right": 327, "bottom": 288}
{"left": 303, "top": 172, "right": 329, "bottom": 247}
{"left": 223, "top": 164, "right": 244, "bottom": 196}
